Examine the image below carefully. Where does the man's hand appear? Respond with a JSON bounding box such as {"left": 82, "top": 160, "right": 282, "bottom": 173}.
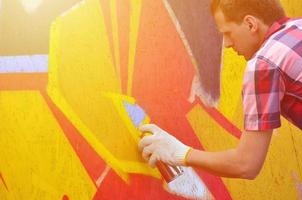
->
{"left": 138, "top": 124, "right": 191, "bottom": 167}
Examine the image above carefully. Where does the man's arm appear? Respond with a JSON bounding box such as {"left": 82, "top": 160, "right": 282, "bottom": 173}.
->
{"left": 186, "top": 130, "right": 273, "bottom": 179}
{"left": 139, "top": 124, "right": 273, "bottom": 179}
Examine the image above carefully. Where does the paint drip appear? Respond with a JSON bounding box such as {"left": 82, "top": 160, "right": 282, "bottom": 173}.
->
{"left": 167, "top": 167, "right": 214, "bottom": 200}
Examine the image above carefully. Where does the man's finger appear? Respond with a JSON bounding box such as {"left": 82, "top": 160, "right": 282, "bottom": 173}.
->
{"left": 138, "top": 134, "right": 156, "bottom": 151}
{"left": 148, "top": 152, "right": 159, "bottom": 168}
{"left": 142, "top": 144, "right": 156, "bottom": 160}
{"left": 139, "top": 124, "right": 159, "bottom": 134}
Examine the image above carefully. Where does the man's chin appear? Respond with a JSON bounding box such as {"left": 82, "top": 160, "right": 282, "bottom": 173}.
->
{"left": 244, "top": 54, "right": 254, "bottom": 60}
{"left": 243, "top": 55, "right": 249, "bottom": 60}
{"left": 236, "top": 51, "right": 247, "bottom": 59}
{"left": 233, "top": 49, "right": 250, "bottom": 60}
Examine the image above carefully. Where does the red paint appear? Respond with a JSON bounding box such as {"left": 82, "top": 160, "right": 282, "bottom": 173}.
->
{"left": 40, "top": 90, "right": 107, "bottom": 185}
{"left": 93, "top": 170, "right": 186, "bottom": 200}
{"left": 0, "top": 1, "right": 242, "bottom": 198}
{"left": 132, "top": 1, "right": 233, "bottom": 199}
{"left": 197, "top": 100, "right": 242, "bottom": 139}
{"left": 42, "top": 89, "right": 193, "bottom": 199}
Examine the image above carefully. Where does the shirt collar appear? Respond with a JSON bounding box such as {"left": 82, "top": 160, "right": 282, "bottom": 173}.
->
{"left": 264, "top": 17, "right": 290, "bottom": 40}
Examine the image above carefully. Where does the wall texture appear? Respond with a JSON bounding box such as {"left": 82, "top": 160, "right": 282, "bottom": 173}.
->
{"left": 0, "top": 0, "right": 302, "bottom": 199}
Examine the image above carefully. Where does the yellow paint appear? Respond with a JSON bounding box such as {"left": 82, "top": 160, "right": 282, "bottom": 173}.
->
{"left": 45, "top": 0, "right": 302, "bottom": 198}
{"left": 187, "top": 105, "right": 301, "bottom": 200}
{"left": 48, "top": 0, "right": 160, "bottom": 181}
{"left": 280, "top": 0, "right": 302, "bottom": 17}
{"left": 100, "top": 92, "right": 160, "bottom": 177}
{"left": 0, "top": 91, "right": 95, "bottom": 199}
{"left": 0, "top": 0, "right": 300, "bottom": 199}
{"left": 127, "top": 0, "right": 142, "bottom": 96}
{"left": 101, "top": 92, "right": 146, "bottom": 141}
{"left": 283, "top": 119, "right": 302, "bottom": 193}
{"left": 217, "top": 48, "right": 246, "bottom": 130}
{"left": 187, "top": 104, "right": 239, "bottom": 151}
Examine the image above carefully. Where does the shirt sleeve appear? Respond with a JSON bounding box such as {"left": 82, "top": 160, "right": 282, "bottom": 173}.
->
{"left": 242, "top": 57, "right": 285, "bottom": 131}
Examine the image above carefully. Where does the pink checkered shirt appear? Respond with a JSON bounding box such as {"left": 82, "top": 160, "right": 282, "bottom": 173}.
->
{"left": 243, "top": 17, "right": 302, "bottom": 131}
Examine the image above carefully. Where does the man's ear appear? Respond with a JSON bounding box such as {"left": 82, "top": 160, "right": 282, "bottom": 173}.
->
{"left": 243, "top": 15, "right": 259, "bottom": 32}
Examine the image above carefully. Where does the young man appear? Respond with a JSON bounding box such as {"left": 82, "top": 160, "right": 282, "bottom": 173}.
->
{"left": 138, "top": 0, "right": 302, "bottom": 179}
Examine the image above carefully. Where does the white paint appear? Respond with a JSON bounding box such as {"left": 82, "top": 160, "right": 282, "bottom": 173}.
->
{"left": 167, "top": 167, "right": 214, "bottom": 200}
{"left": 0, "top": 54, "right": 48, "bottom": 73}
{"left": 96, "top": 165, "right": 111, "bottom": 187}
{"left": 188, "top": 73, "right": 218, "bottom": 107}
{"left": 61, "top": 0, "right": 85, "bottom": 17}
{"left": 20, "top": 0, "right": 43, "bottom": 13}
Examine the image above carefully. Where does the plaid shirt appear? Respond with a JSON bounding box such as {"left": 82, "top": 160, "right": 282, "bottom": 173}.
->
{"left": 243, "top": 17, "right": 302, "bottom": 131}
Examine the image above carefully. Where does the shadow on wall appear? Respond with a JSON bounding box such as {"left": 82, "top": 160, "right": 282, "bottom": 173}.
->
{"left": 165, "top": 0, "right": 222, "bottom": 107}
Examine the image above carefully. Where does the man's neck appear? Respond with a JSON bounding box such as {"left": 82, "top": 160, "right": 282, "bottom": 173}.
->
{"left": 263, "top": 17, "right": 290, "bottom": 40}
{"left": 256, "top": 22, "right": 270, "bottom": 52}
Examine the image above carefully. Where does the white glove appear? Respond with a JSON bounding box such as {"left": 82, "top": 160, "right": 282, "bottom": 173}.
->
{"left": 138, "top": 124, "right": 191, "bottom": 167}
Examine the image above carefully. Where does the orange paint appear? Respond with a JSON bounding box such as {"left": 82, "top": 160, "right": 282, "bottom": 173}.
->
{"left": 0, "top": 73, "right": 47, "bottom": 90}
{"left": 116, "top": 0, "right": 130, "bottom": 94}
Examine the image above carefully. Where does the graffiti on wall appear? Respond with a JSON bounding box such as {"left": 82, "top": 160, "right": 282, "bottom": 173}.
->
{"left": 0, "top": 0, "right": 302, "bottom": 199}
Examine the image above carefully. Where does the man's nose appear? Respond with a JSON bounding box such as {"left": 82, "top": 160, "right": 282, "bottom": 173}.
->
{"left": 223, "top": 38, "right": 233, "bottom": 48}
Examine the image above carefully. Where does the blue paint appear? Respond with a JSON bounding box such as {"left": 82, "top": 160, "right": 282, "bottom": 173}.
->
{"left": 0, "top": 55, "right": 48, "bottom": 73}
{"left": 123, "top": 101, "right": 146, "bottom": 128}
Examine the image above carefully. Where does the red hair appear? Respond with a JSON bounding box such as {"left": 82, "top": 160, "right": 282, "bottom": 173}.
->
{"left": 211, "top": 0, "right": 285, "bottom": 25}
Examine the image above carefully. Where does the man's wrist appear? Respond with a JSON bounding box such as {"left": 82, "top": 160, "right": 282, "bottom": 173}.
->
{"left": 183, "top": 147, "right": 193, "bottom": 166}
{"left": 174, "top": 145, "right": 192, "bottom": 165}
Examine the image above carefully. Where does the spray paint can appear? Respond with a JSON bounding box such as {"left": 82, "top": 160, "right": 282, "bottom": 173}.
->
{"left": 156, "top": 161, "right": 184, "bottom": 183}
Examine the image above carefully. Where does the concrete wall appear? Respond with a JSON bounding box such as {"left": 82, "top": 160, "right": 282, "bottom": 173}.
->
{"left": 0, "top": 0, "right": 301, "bottom": 199}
